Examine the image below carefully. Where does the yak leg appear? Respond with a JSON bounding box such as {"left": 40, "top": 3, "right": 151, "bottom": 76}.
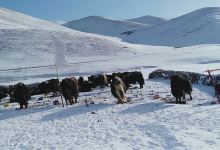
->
{"left": 175, "top": 97, "right": 178, "bottom": 104}
{"left": 176, "top": 97, "right": 181, "bottom": 104}
{"left": 190, "top": 93, "right": 192, "bottom": 100}
{"left": 182, "top": 91, "right": 186, "bottom": 100}
{"left": 140, "top": 84, "right": 143, "bottom": 89}
{"left": 65, "top": 99, "right": 68, "bottom": 105}
{"left": 24, "top": 102, "right": 28, "bottom": 109}
{"left": 44, "top": 92, "right": 49, "bottom": 98}
{"left": 117, "top": 98, "right": 123, "bottom": 104}
{"left": 74, "top": 97, "right": 78, "bottom": 103}
{"left": 71, "top": 97, "right": 74, "bottom": 105}
{"left": 179, "top": 96, "right": 182, "bottom": 103}
{"left": 123, "top": 97, "right": 127, "bottom": 103}
{"left": 19, "top": 103, "right": 23, "bottom": 109}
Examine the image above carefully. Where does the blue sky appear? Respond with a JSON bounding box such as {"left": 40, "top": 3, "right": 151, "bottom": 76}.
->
{"left": 1, "top": 0, "right": 220, "bottom": 21}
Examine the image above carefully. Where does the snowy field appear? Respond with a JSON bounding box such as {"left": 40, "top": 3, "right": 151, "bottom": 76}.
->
{"left": 1, "top": 43, "right": 220, "bottom": 85}
{"left": 0, "top": 79, "right": 220, "bottom": 150}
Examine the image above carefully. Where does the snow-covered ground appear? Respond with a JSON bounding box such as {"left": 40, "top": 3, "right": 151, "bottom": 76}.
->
{"left": 1, "top": 43, "right": 220, "bottom": 85}
{"left": 0, "top": 79, "right": 220, "bottom": 150}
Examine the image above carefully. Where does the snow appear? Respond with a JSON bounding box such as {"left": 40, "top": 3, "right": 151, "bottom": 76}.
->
{"left": 50, "top": 20, "right": 66, "bottom": 25}
{"left": 1, "top": 6, "right": 220, "bottom": 150}
{"left": 127, "top": 15, "right": 167, "bottom": 25}
{"left": 0, "top": 79, "right": 220, "bottom": 149}
{"left": 0, "top": 7, "right": 139, "bottom": 71}
{"left": 63, "top": 7, "right": 220, "bottom": 47}
{"left": 63, "top": 16, "right": 147, "bottom": 37}
{"left": 123, "top": 7, "right": 220, "bottom": 47}
{"left": 2, "top": 43, "right": 220, "bottom": 85}
{"left": 0, "top": 7, "right": 69, "bottom": 31}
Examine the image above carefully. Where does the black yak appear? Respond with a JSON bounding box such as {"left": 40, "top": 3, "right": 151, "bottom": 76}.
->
{"left": 106, "top": 74, "right": 113, "bottom": 84}
{"left": 124, "top": 71, "right": 145, "bottom": 89}
{"left": 112, "top": 71, "right": 145, "bottom": 89}
{"left": 111, "top": 76, "right": 127, "bottom": 104}
{"left": 60, "top": 77, "right": 79, "bottom": 105}
{"left": 0, "top": 86, "right": 8, "bottom": 101}
{"left": 215, "top": 84, "right": 220, "bottom": 99}
{"left": 13, "top": 82, "right": 30, "bottom": 109}
{"left": 88, "top": 74, "right": 108, "bottom": 87}
{"left": 171, "top": 75, "right": 192, "bottom": 104}
{"left": 78, "top": 77, "right": 84, "bottom": 88}
{"left": 78, "top": 77, "right": 93, "bottom": 92}
{"left": 38, "top": 79, "right": 59, "bottom": 97}
{"left": 80, "top": 81, "right": 93, "bottom": 92}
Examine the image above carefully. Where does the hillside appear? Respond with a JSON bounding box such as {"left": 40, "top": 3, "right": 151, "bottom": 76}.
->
{"left": 127, "top": 15, "right": 167, "bottom": 25}
{"left": 123, "top": 7, "right": 220, "bottom": 47}
{"left": 0, "top": 7, "right": 67, "bottom": 30}
{"left": 0, "top": 7, "right": 136, "bottom": 71}
{"left": 63, "top": 16, "right": 147, "bottom": 37}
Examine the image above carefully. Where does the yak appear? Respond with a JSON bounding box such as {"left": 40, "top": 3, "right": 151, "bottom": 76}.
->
{"left": 111, "top": 76, "right": 127, "bottom": 104}
{"left": 88, "top": 74, "right": 108, "bottom": 87}
{"left": 124, "top": 71, "right": 145, "bottom": 89}
{"left": 38, "top": 79, "right": 59, "bottom": 97}
{"left": 78, "top": 77, "right": 93, "bottom": 92}
{"left": 112, "top": 71, "right": 145, "bottom": 89}
{"left": 0, "top": 86, "right": 8, "bottom": 101}
{"left": 171, "top": 75, "right": 192, "bottom": 104}
{"left": 60, "top": 77, "right": 79, "bottom": 105}
{"left": 13, "top": 82, "right": 30, "bottom": 109}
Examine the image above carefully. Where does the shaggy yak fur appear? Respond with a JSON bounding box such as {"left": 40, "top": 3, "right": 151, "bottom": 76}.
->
{"left": 0, "top": 86, "right": 8, "bottom": 100}
{"left": 111, "top": 76, "right": 127, "bottom": 104}
{"left": 13, "top": 82, "right": 30, "bottom": 109}
{"left": 38, "top": 79, "right": 59, "bottom": 97}
{"left": 60, "top": 77, "right": 79, "bottom": 105}
{"left": 112, "top": 71, "right": 145, "bottom": 89}
{"left": 78, "top": 77, "right": 93, "bottom": 92}
{"left": 170, "top": 75, "right": 192, "bottom": 104}
{"left": 88, "top": 74, "right": 108, "bottom": 87}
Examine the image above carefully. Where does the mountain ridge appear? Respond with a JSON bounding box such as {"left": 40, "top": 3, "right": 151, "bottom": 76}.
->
{"left": 123, "top": 7, "right": 220, "bottom": 46}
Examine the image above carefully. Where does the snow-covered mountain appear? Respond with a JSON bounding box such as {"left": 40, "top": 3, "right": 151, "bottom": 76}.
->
{"left": 50, "top": 20, "right": 66, "bottom": 25}
{"left": 0, "top": 7, "right": 135, "bottom": 70}
{"left": 0, "top": 7, "right": 66, "bottom": 30}
{"left": 123, "top": 7, "right": 220, "bottom": 47}
{"left": 127, "top": 15, "right": 167, "bottom": 25}
{"left": 63, "top": 16, "right": 147, "bottom": 37}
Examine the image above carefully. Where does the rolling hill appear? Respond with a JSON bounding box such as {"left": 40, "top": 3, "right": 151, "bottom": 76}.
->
{"left": 0, "top": 7, "right": 135, "bottom": 70}
{"left": 63, "top": 16, "right": 147, "bottom": 37}
{"left": 123, "top": 7, "right": 220, "bottom": 47}
{"left": 127, "top": 15, "right": 167, "bottom": 25}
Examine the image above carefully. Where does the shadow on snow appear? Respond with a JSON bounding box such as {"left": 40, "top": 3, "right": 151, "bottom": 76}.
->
{"left": 0, "top": 105, "right": 54, "bottom": 121}
{"left": 119, "top": 102, "right": 174, "bottom": 114}
{"left": 41, "top": 103, "right": 113, "bottom": 122}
